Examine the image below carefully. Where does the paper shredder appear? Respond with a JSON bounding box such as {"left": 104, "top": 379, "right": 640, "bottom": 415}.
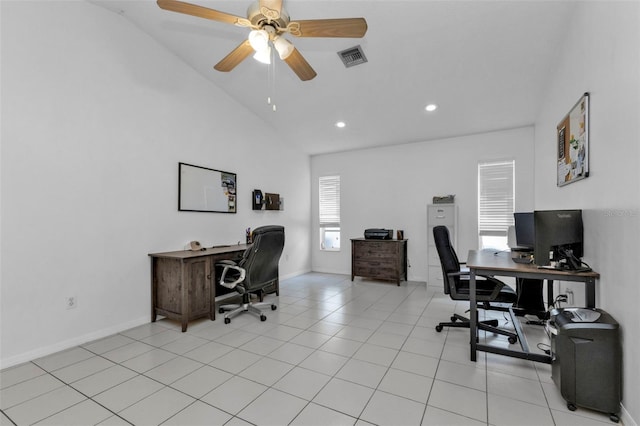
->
{"left": 547, "top": 308, "right": 621, "bottom": 423}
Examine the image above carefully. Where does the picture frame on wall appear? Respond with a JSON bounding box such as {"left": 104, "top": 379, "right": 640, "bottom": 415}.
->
{"left": 557, "top": 92, "right": 589, "bottom": 186}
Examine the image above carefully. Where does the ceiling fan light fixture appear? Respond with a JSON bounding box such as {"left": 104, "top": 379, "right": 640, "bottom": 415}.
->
{"left": 253, "top": 46, "right": 272, "bottom": 64}
{"left": 273, "top": 36, "right": 294, "bottom": 60}
{"left": 248, "top": 29, "right": 270, "bottom": 52}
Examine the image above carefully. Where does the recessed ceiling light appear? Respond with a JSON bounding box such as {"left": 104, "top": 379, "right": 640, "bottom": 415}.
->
{"left": 425, "top": 104, "right": 438, "bottom": 112}
{"left": 335, "top": 121, "right": 346, "bottom": 128}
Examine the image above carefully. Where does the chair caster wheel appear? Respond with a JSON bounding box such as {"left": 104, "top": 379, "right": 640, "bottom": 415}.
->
{"left": 450, "top": 316, "right": 458, "bottom": 322}
{"left": 609, "top": 414, "right": 620, "bottom": 423}
{"left": 508, "top": 336, "right": 517, "bottom": 344}
{"left": 567, "top": 403, "right": 576, "bottom": 412}
{"left": 435, "top": 325, "right": 443, "bottom": 332}
{"left": 260, "top": 315, "right": 267, "bottom": 322}
{"left": 219, "top": 308, "right": 225, "bottom": 314}
{"left": 271, "top": 305, "right": 277, "bottom": 311}
{"left": 224, "top": 318, "right": 230, "bottom": 324}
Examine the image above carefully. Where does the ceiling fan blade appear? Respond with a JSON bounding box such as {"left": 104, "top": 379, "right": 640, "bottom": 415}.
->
{"left": 214, "top": 40, "right": 254, "bottom": 72}
{"left": 284, "top": 48, "right": 317, "bottom": 81}
{"left": 157, "top": 0, "right": 251, "bottom": 27}
{"left": 287, "top": 18, "right": 368, "bottom": 38}
{"left": 259, "top": 0, "right": 283, "bottom": 20}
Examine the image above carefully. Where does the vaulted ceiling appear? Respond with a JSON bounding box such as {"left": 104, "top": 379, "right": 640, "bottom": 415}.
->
{"left": 92, "top": 0, "right": 574, "bottom": 155}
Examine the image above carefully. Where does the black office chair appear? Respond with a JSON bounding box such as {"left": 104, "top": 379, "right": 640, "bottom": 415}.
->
{"left": 433, "top": 226, "right": 518, "bottom": 344}
{"left": 217, "top": 225, "right": 284, "bottom": 324}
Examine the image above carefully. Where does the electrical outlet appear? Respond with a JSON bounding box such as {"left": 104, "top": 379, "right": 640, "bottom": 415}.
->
{"left": 66, "top": 296, "right": 77, "bottom": 310}
{"left": 566, "top": 289, "right": 574, "bottom": 305}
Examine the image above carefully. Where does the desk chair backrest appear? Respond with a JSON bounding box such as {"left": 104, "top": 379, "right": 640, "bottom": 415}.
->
{"left": 238, "top": 225, "right": 285, "bottom": 292}
{"left": 433, "top": 225, "right": 461, "bottom": 295}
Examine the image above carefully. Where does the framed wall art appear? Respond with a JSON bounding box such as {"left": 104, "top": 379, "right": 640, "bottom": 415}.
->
{"left": 557, "top": 92, "right": 589, "bottom": 186}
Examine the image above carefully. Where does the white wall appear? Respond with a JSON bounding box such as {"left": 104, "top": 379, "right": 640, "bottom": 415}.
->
{"left": 0, "top": 1, "right": 311, "bottom": 368}
{"left": 533, "top": 2, "right": 640, "bottom": 424}
{"left": 311, "top": 127, "right": 535, "bottom": 282}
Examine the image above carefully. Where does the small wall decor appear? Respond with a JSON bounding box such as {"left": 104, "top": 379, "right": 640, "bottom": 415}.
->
{"left": 265, "top": 193, "right": 280, "bottom": 210}
{"left": 557, "top": 93, "right": 589, "bottom": 186}
{"left": 252, "top": 190, "right": 263, "bottom": 210}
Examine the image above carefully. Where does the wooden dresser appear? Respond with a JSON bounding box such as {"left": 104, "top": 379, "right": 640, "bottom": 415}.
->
{"left": 351, "top": 238, "right": 408, "bottom": 285}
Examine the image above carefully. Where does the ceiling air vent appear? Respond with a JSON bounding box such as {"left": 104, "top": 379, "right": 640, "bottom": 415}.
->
{"left": 337, "top": 45, "right": 368, "bottom": 68}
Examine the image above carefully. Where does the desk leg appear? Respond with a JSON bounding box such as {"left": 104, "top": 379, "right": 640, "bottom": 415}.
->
{"left": 151, "top": 259, "right": 157, "bottom": 323}
{"left": 181, "top": 262, "right": 189, "bottom": 332}
{"left": 547, "top": 279, "right": 554, "bottom": 309}
{"left": 586, "top": 278, "right": 596, "bottom": 308}
{"left": 469, "top": 269, "right": 478, "bottom": 362}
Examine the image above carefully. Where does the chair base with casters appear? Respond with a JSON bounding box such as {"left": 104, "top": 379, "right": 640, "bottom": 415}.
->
{"left": 435, "top": 307, "right": 518, "bottom": 344}
{"left": 218, "top": 292, "right": 277, "bottom": 324}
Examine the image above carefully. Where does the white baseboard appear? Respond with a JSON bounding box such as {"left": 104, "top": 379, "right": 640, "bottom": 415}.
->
{"left": 280, "top": 268, "right": 311, "bottom": 281}
{"left": 1, "top": 272, "right": 314, "bottom": 370}
{"left": 0, "top": 316, "right": 149, "bottom": 370}
{"left": 309, "top": 267, "right": 349, "bottom": 275}
{"left": 620, "top": 403, "right": 637, "bottom": 426}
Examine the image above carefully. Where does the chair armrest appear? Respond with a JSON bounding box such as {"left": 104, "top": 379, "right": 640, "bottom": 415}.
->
{"left": 477, "top": 274, "right": 509, "bottom": 299}
{"left": 218, "top": 264, "right": 246, "bottom": 289}
{"left": 457, "top": 271, "right": 508, "bottom": 300}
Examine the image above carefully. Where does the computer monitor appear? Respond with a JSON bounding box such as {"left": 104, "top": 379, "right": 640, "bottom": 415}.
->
{"left": 533, "top": 209, "right": 585, "bottom": 269}
{"left": 513, "top": 212, "right": 535, "bottom": 250}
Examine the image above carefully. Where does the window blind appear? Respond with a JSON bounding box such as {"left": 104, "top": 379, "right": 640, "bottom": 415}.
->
{"left": 478, "top": 160, "right": 515, "bottom": 236}
{"left": 319, "top": 175, "right": 340, "bottom": 228}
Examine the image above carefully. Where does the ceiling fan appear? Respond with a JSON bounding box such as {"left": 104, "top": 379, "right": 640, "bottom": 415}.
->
{"left": 157, "top": 0, "right": 368, "bottom": 81}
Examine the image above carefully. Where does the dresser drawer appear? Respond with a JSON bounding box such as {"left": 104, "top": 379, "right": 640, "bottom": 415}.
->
{"left": 428, "top": 205, "right": 455, "bottom": 226}
{"left": 352, "top": 240, "right": 396, "bottom": 254}
{"left": 428, "top": 265, "right": 444, "bottom": 286}
{"left": 353, "top": 263, "right": 400, "bottom": 280}
{"left": 353, "top": 248, "right": 397, "bottom": 262}
{"left": 354, "top": 258, "right": 395, "bottom": 269}
{"left": 428, "top": 248, "right": 441, "bottom": 265}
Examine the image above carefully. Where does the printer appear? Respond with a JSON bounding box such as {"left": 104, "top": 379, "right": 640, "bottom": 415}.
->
{"left": 364, "top": 229, "right": 393, "bottom": 240}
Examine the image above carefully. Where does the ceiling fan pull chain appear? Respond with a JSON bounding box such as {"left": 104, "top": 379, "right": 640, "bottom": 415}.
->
{"left": 268, "top": 50, "right": 277, "bottom": 112}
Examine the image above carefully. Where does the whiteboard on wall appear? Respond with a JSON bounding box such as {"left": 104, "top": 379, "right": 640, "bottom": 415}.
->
{"left": 178, "top": 162, "right": 237, "bottom": 213}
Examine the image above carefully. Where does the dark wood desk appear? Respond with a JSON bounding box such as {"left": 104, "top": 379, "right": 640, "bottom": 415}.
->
{"left": 149, "top": 245, "right": 248, "bottom": 331}
{"left": 466, "top": 250, "right": 600, "bottom": 363}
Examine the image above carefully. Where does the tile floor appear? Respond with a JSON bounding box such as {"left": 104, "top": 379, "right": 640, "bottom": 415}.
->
{"left": 0, "top": 273, "right": 617, "bottom": 425}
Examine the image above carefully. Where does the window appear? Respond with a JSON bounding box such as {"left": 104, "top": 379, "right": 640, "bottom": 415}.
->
{"left": 478, "top": 160, "right": 515, "bottom": 250}
{"left": 319, "top": 175, "right": 340, "bottom": 250}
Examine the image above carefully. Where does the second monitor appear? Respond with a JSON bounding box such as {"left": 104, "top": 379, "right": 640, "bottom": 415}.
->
{"left": 514, "top": 209, "right": 587, "bottom": 271}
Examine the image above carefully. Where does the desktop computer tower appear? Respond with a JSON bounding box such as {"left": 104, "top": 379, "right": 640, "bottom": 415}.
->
{"left": 548, "top": 308, "right": 621, "bottom": 422}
